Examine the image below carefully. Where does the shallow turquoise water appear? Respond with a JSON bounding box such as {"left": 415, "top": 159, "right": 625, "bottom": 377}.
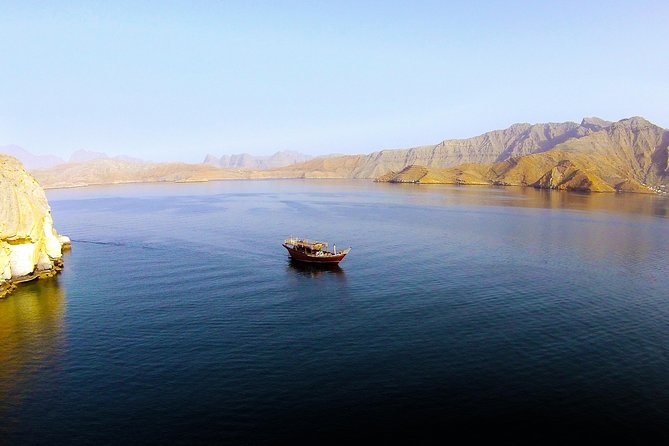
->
{"left": 2, "top": 180, "right": 669, "bottom": 443}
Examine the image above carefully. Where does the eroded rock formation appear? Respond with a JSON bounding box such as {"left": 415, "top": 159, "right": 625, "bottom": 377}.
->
{"left": 1, "top": 155, "right": 69, "bottom": 297}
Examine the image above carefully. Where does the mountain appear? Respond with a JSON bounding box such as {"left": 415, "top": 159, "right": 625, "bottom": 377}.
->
{"left": 0, "top": 146, "right": 148, "bottom": 170}
{"left": 265, "top": 116, "right": 666, "bottom": 191}
{"left": 261, "top": 119, "right": 612, "bottom": 180}
{"left": 203, "top": 154, "right": 221, "bottom": 166}
{"left": 32, "top": 158, "right": 250, "bottom": 188}
{"left": 376, "top": 117, "right": 668, "bottom": 192}
{"left": 260, "top": 155, "right": 366, "bottom": 179}
{"left": 28, "top": 116, "right": 668, "bottom": 193}
{"left": 349, "top": 122, "right": 584, "bottom": 178}
{"left": 69, "top": 149, "right": 146, "bottom": 164}
{"left": 203, "top": 150, "right": 313, "bottom": 169}
{"left": 70, "top": 149, "right": 108, "bottom": 163}
{"left": 0, "top": 145, "right": 65, "bottom": 170}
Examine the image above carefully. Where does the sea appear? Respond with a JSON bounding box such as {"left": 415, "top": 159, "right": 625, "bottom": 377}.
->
{"left": 1, "top": 179, "right": 669, "bottom": 444}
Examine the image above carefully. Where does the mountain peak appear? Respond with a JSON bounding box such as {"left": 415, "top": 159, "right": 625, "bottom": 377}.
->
{"left": 618, "top": 116, "right": 653, "bottom": 128}
{"left": 203, "top": 154, "right": 220, "bottom": 166}
{"left": 0, "top": 145, "right": 65, "bottom": 170}
{"left": 203, "top": 151, "right": 312, "bottom": 169}
{"left": 580, "top": 117, "right": 613, "bottom": 130}
{"left": 70, "top": 149, "right": 108, "bottom": 163}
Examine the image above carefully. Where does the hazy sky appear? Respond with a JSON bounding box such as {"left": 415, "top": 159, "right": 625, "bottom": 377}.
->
{"left": 1, "top": 1, "right": 668, "bottom": 162}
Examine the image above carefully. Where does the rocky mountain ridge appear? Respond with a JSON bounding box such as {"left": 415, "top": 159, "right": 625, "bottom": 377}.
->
{"left": 376, "top": 117, "right": 668, "bottom": 192}
{"left": 9, "top": 116, "right": 668, "bottom": 193}
{"left": 273, "top": 116, "right": 668, "bottom": 192}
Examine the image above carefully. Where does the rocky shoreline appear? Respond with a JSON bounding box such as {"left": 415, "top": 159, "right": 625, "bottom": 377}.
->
{"left": 1, "top": 155, "right": 70, "bottom": 298}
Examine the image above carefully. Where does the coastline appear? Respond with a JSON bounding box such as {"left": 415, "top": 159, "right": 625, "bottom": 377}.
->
{"left": 0, "top": 243, "right": 70, "bottom": 299}
{"left": 38, "top": 175, "right": 666, "bottom": 195}
{"left": 39, "top": 175, "right": 369, "bottom": 190}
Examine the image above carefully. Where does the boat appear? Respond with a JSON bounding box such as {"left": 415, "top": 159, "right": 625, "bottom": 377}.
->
{"left": 282, "top": 237, "right": 351, "bottom": 264}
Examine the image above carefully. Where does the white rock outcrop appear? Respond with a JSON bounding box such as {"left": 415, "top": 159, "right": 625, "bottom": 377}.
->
{"left": 1, "top": 155, "right": 68, "bottom": 297}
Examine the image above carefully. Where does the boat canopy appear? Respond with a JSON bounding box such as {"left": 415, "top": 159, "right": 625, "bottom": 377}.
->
{"left": 284, "top": 237, "right": 328, "bottom": 250}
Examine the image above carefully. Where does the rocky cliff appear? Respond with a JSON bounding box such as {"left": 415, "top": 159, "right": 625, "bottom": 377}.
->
{"left": 0, "top": 156, "right": 69, "bottom": 298}
{"left": 350, "top": 121, "right": 584, "bottom": 178}
{"left": 377, "top": 117, "right": 668, "bottom": 193}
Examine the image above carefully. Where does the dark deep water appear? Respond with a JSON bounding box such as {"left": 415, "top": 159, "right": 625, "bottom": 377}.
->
{"left": 2, "top": 180, "right": 669, "bottom": 444}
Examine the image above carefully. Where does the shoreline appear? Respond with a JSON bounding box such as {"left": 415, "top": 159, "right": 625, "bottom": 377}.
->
{"left": 38, "top": 176, "right": 667, "bottom": 196}
{"left": 0, "top": 244, "right": 70, "bottom": 299}
{"left": 39, "top": 176, "right": 371, "bottom": 191}
{"left": 0, "top": 261, "right": 62, "bottom": 298}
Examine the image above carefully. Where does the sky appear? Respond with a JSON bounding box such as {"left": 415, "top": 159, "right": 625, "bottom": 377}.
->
{"left": 1, "top": 0, "right": 668, "bottom": 162}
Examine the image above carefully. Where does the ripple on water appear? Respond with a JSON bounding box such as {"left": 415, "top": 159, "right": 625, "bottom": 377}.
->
{"left": 3, "top": 181, "right": 669, "bottom": 443}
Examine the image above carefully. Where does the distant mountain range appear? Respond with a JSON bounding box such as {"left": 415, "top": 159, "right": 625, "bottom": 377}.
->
{"left": 69, "top": 149, "right": 145, "bottom": 164}
{"left": 31, "top": 158, "right": 249, "bottom": 189}
{"left": 203, "top": 150, "right": 313, "bottom": 169}
{"left": 0, "top": 147, "right": 145, "bottom": 170}
{"left": 0, "top": 145, "right": 65, "bottom": 170}
{"left": 3, "top": 116, "right": 667, "bottom": 193}
{"left": 0, "top": 146, "right": 309, "bottom": 172}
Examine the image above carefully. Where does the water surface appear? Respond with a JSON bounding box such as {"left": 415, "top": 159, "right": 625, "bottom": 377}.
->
{"left": 2, "top": 180, "right": 669, "bottom": 443}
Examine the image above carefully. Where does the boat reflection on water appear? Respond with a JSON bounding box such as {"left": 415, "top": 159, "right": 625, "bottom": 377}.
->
{"left": 287, "top": 259, "right": 346, "bottom": 280}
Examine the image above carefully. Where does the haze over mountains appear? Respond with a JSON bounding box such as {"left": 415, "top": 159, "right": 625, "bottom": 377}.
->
{"left": 0, "top": 147, "right": 145, "bottom": 169}
{"left": 2, "top": 116, "right": 667, "bottom": 193}
{"left": 203, "top": 151, "right": 312, "bottom": 169}
{"left": 0, "top": 145, "right": 65, "bottom": 170}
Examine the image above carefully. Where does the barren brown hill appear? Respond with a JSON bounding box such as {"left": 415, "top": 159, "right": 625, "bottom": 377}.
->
{"left": 376, "top": 164, "right": 490, "bottom": 185}
{"left": 263, "top": 116, "right": 667, "bottom": 182}
{"left": 31, "top": 155, "right": 366, "bottom": 188}
{"left": 260, "top": 155, "right": 366, "bottom": 179}
{"left": 32, "top": 158, "right": 250, "bottom": 189}
{"left": 381, "top": 150, "right": 654, "bottom": 193}
{"left": 378, "top": 117, "right": 667, "bottom": 193}
{"left": 351, "top": 121, "right": 586, "bottom": 178}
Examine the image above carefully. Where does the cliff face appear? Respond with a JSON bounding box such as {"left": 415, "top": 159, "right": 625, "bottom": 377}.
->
{"left": 1, "top": 156, "right": 69, "bottom": 297}
{"left": 546, "top": 117, "right": 668, "bottom": 186}
{"left": 351, "top": 121, "right": 584, "bottom": 178}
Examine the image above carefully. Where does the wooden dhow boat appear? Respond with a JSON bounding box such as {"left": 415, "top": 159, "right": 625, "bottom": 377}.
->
{"left": 282, "top": 237, "right": 351, "bottom": 264}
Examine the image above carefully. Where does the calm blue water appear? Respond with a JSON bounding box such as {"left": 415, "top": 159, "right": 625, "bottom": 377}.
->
{"left": 2, "top": 180, "right": 669, "bottom": 444}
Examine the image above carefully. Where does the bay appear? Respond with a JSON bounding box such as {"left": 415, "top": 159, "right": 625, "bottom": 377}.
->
{"left": 2, "top": 180, "right": 669, "bottom": 444}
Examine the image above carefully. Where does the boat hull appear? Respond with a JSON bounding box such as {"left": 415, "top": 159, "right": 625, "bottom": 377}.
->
{"left": 282, "top": 244, "right": 348, "bottom": 264}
